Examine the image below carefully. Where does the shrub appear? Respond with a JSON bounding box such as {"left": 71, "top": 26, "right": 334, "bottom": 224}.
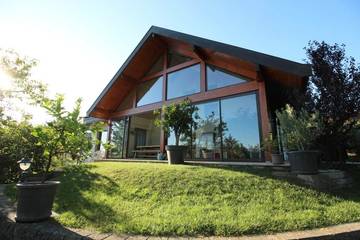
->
{"left": 276, "top": 105, "right": 323, "bottom": 151}
{"left": 0, "top": 118, "right": 46, "bottom": 183}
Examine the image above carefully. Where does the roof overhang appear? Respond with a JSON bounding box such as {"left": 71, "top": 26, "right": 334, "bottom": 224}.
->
{"left": 87, "top": 26, "right": 312, "bottom": 118}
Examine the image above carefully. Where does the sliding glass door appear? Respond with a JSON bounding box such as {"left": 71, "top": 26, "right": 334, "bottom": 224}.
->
{"left": 167, "top": 92, "right": 261, "bottom": 161}
{"left": 221, "top": 93, "right": 261, "bottom": 161}
{"left": 192, "top": 101, "right": 222, "bottom": 160}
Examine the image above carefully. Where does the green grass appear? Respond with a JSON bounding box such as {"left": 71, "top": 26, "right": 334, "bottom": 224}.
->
{"left": 5, "top": 162, "right": 360, "bottom": 236}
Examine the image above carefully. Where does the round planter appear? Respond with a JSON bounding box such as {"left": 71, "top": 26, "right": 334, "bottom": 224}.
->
{"left": 166, "top": 145, "right": 187, "bottom": 164}
{"left": 271, "top": 153, "right": 284, "bottom": 165}
{"left": 16, "top": 181, "right": 60, "bottom": 222}
{"left": 287, "top": 150, "right": 320, "bottom": 174}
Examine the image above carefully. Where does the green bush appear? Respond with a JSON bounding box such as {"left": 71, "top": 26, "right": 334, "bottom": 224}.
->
{"left": 0, "top": 118, "right": 46, "bottom": 183}
{"left": 276, "top": 105, "right": 323, "bottom": 151}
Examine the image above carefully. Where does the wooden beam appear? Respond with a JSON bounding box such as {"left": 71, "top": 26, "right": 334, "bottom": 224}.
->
{"left": 192, "top": 45, "right": 208, "bottom": 61}
{"left": 92, "top": 107, "right": 110, "bottom": 118}
{"left": 166, "top": 59, "right": 201, "bottom": 74}
{"left": 258, "top": 80, "right": 271, "bottom": 161}
{"left": 110, "top": 81, "right": 259, "bottom": 118}
{"left": 121, "top": 73, "right": 138, "bottom": 84}
{"left": 200, "top": 60, "right": 206, "bottom": 92}
{"left": 256, "top": 64, "right": 265, "bottom": 82}
{"left": 160, "top": 50, "right": 168, "bottom": 153}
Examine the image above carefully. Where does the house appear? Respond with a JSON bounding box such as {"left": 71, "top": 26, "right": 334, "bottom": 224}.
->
{"left": 87, "top": 26, "right": 311, "bottom": 161}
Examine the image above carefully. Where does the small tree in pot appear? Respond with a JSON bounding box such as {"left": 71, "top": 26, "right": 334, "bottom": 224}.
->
{"left": 276, "top": 105, "right": 323, "bottom": 174}
{"left": 16, "top": 95, "right": 93, "bottom": 222}
{"left": 154, "top": 98, "right": 198, "bottom": 164}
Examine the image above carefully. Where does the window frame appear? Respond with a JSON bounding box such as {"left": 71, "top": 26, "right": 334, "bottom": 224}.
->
{"left": 206, "top": 64, "right": 251, "bottom": 91}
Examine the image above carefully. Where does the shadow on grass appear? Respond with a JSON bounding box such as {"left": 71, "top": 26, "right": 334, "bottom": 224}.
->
{"left": 55, "top": 164, "right": 127, "bottom": 232}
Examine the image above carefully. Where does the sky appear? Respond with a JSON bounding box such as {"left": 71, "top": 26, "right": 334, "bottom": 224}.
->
{"left": 0, "top": 0, "right": 359, "bottom": 123}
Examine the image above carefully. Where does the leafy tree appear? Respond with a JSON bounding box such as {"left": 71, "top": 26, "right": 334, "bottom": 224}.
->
{"left": 0, "top": 49, "right": 47, "bottom": 109}
{"left": 305, "top": 41, "right": 360, "bottom": 162}
{"left": 0, "top": 49, "right": 96, "bottom": 182}
{"left": 32, "top": 95, "right": 94, "bottom": 182}
{"left": 154, "top": 98, "right": 198, "bottom": 146}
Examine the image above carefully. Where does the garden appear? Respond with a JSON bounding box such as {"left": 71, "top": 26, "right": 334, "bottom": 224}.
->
{"left": 1, "top": 40, "right": 360, "bottom": 236}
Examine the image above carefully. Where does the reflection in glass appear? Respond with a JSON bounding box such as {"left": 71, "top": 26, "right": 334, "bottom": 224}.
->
{"left": 207, "top": 65, "right": 249, "bottom": 90}
{"left": 110, "top": 118, "right": 129, "bottom": 158}
{"left": 192, "top": 101, "right": 222, "bottom": 160}
{"left": 128, "top": 112, "right": 160, "bottom": 158}
{"left": 137, "top": 76, "right": 162, "bottom": 106}
{"left": 167, "top": 64, "right": 200, "bottom": 99}
{"left": 221, "top": 93, "right": 260, "bottom": 160}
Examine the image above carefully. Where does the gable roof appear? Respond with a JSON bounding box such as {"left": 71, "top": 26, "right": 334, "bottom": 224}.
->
{"left": 87, "top": 26, "right": 311, "bottom": 117}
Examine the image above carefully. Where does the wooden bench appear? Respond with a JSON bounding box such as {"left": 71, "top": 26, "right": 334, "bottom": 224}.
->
{"left": 133, "top": 145, "right": 160, "bottom": 159}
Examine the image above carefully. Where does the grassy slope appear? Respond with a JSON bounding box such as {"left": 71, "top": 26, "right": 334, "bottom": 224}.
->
{"left": 6, "top": 162, "right": 360, "bottom": 236}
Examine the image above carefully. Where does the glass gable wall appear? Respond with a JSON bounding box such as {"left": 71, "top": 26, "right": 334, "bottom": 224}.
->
{"left": 111, "top": 50, "right": 262, "bottom": 161}
{"left": 167, "top": 64, "right": 200, "bottom": 99}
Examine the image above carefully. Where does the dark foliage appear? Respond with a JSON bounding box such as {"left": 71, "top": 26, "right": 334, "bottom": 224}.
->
{"left": 305, "top": 41, "right": 360, "bottom": 162}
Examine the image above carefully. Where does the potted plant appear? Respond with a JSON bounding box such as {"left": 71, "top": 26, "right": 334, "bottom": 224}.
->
{"left": 154, "top": 98, "right": 198, "bottom": 164}
{"left": 276, "top": 105, "right": 323, "bottom": 174}
{"left": 263, "top": 135, "right": 284, "bottom": 164}
{"left": 16, "top": 96, "right": 92, "bottom": 222}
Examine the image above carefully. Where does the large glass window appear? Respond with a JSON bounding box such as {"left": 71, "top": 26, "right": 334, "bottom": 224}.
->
{"left": 110, "top": 118, "right": 129, "bottom": 159}
{"left": 167, "top": 64, "right": 200, "bottom": 99}
{"left": 221, "top": 93, "right": 261, "bottom": 161}
{"left": 207, "top": 65, "right": 249, "bottom": 90}
{"left": 137, "top": 76, "right": 162, "bottom": 107}
{"left": 192, "top": 101, "right": 222, "bottom": 160}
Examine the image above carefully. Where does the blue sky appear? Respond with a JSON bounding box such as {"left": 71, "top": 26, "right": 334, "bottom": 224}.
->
{"left": 0, "top": 0, "right": 359, "bottom": 122}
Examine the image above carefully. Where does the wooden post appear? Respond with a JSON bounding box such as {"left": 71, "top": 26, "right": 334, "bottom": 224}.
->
{"left": 258, "top": 81, "right": 271, "bottom": 161}
{"left": 200, "top": 60, "right": 206, "bottom": 92}
{"left": 105, "top": 120, "right": 112, "bottom": 159}
{"left": 160, "top": 50, "right": 168, "bottom": 154}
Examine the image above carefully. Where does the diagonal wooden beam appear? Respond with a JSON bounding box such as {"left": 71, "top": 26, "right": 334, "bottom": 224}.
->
{"left": 256, "top": 64, "right": 265, "bottom": 82}
{"left": 192, "top": 45, "right": 208, "bottom": 61}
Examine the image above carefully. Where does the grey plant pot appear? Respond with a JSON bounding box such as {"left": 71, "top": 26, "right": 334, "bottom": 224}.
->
{"left": 288, "top": 150, "right": 320, "bottom": 174}
{"left": 271, "top": 153, "right": 284, "bottom": 165}
{"left": 166, "top": 145, "right": 187, "bottom": 164}
{"left": 16, "top": 181, "right": 60, "bottom": 222}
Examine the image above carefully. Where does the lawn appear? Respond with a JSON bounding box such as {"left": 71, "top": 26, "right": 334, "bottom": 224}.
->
{"left": 5, "top": 162, "right": 360, "bottom": 236}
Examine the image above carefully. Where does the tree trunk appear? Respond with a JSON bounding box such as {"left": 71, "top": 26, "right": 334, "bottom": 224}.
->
{"left": 175, "top": 134, "right": 180, "bottom": 146}
{"left": 42, "top": 155, "right": 52, "bottom": 183}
